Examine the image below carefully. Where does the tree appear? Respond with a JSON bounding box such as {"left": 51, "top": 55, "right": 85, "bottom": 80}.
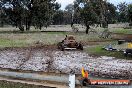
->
{"left": 76, "top": 0, "right": 116, "bottom": 34}
{"left": 78, "top": 0, "right": 100, "bottom": 34}
{"left": 73, "top": 1, "right": 82, "bottom": 24}
{"left": 52, "top": 3, "right": 62, "bottom": 25}
{"left": 128, "top": 4, "right": 132, "bottom": 25}
{"left": 31, "top": 0, "right": 60, "bottom": 30}
{"left": 1, "top": 0, "right": 27, "bottom": 31}
{"left": 63, "top": 11, "right": 72, "bottom": 25}
{"left": 117, "top": 2, "right": 128, "bottom": 22}
{"left": 0, "top": 0, "right": 59, "bottom": 31}
{"left": 106, "top": 3, "right": 117, "bottom": 24}
{"left": 80, "top": 4, "right": 98, "bottom": 34}
{"left": 0, "top": 9, "right": 4, "bottom": 27}
{"left": 53, "top": 10, "right": 64, "bottom": 25}
{"left": 65, "top": 4, "right": 74, "bottom": 27}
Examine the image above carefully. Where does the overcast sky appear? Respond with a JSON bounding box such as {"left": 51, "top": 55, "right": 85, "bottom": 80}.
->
{"left": 56, "top": 0, "right": 132, "bottom": 10}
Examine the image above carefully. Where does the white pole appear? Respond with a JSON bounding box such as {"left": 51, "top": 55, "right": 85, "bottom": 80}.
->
{"left": 69, "top": 74, "right": 75, "bottom": 88}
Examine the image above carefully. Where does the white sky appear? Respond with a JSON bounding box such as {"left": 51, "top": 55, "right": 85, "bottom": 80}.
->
{"left": 56, "top": 0, "right": 74, "bottom": 9}
{"left": 56, "top": 0, "right": 132, "bottom": 10}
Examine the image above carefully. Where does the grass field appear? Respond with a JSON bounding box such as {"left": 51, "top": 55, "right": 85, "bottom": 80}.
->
{"left": 0, "top": 27, "right": 111, "bottom": 48}
{"left": 110, "top": 28, "right": 132, "bottom": 34}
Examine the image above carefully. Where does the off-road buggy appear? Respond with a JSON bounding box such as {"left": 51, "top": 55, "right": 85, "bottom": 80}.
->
{"left": 57, "top": 35, "right": 83, "bottom": 51}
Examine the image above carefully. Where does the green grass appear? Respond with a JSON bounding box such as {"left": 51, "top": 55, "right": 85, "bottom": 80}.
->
{"left": 0, "top": 80, "right": 50, "bottom": 88}
{"left": 0, "top": 38, "right": 28, "bottom": 48}
{"left": 0, "top": 33, "right": 66, "bottom": 47}
{"left": 85, "top": 45, "right": 132, "bottom": 60}
{"left": 110, "top": 28, "right": 132, "bottom": 34}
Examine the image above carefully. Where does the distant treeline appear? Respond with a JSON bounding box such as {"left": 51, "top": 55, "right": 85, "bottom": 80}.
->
{"left": 0, "top": 0, "right": 132, "bottom": 33}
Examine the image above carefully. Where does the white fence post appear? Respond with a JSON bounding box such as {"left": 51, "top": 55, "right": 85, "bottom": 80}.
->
{"left": 69, "top": 74, "right": 75, "bottom": 88}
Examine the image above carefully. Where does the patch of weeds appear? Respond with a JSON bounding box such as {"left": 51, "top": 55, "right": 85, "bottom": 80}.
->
{"left": 0, "top": 80, "right": 51, "bottom": 88}
{"left": 0, "top": 38, "right": 28, "bottom": 48}
{"left": 0, "top": 39, "right": 13, "bottom": 47}
{"left": 111, "top": 28, "right": 132, "bottom": 34}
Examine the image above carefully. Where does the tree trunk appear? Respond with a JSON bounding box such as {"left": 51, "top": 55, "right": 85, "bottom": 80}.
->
{"left": 0, "top": 21, "right": 4, "bottom": 27}
{"left": 129, "top": 20, "right": 132, "bottom": 26}
{"left": 18, "top": 25, "right": 24, "bottom": 31}
{"left": 39, "top": 24, "right": 42, "bottom": 30}
{"left": 26, "top": 17, "right": 31, "bottom": 31}
{"left": 71, "top": 21, "right": 73, "bottom": 27}
{"left": 86, "top": 25, "right": 90, "bottom": 34}
{"left": 102, "top": 21, "right": 108, "bottom": 28}
{"left": 18, "top": 21, "right": 24, "bottom": 31}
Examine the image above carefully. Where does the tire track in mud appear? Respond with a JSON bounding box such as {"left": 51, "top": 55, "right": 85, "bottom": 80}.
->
{"left": 16, "top": 48, "right": 32, "bottom": 69}
{"left": 18, "top": 49, "right": 56, "bottom": 72}
{"left": 44, "top": 51, "right": 56, "bottom": 73}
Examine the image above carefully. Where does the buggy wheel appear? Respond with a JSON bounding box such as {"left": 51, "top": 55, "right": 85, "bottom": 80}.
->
{"left": 78, "top": 43, "right": 83, "bottom": 50}
{"left": 57, "top": 42, "right": 62, "bottom": 49}
{"left": 61, "top": 47, "right": 64, "bottom": 51}
{"left": 60, "top": 44, "right": 64, "bottom": 51}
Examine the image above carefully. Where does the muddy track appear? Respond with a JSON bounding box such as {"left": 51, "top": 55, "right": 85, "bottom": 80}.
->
{"left": 16, "top": 48, "right": 32, "bottom": 69}
{"left": 0, "top": 45, "right": 57, "bottom": 51}
{"left": 0, "top": 46, "right": 132, "bottom": 79}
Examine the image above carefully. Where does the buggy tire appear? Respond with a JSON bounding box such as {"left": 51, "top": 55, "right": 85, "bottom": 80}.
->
{"left": 60, "top": 44, "right": 64, "bottom": 51}
{"left": 78, "top": 43, "right": 83, "bottom": 50}
{"left": 57, "top": 42, "right": 62, "bottom": 49}
{"left": 61, "top": 47, "right": 64, "bottom": 51}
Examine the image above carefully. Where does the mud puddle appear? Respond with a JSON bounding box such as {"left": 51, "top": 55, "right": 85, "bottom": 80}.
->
{"left": 0, "top": 48, "right": 132, "bottom": 79}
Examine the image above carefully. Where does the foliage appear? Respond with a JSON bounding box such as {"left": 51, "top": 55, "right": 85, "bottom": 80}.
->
{"left": 76, "top": 0, "right": 102, "bottom": 34}
{"left": 52, "top": 4, "right": 75, "bottom": 25}
{"left": 65, "top": 4, "right": 74, "bottom": 25}
{"left": 106, "top": 3, "right": 117, "bottom": 24}
{"left": 0, "top": 0, "right": 60, "bottom": 31}
{"left": 128, "top": 4, "right": 132, "bottom": 25}
{"left": 53, "top": 10, "right": 64, "bottom": 25}
{"left": 117, "top": 2, "right": 128, "bottom": 22}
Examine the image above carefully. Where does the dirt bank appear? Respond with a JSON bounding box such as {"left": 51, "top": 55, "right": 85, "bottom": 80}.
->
{"left": 0, "top": 47, "right": 132, "bottom": 79}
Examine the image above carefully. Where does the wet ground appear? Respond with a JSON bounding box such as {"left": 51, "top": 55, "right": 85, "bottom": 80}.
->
{"left": 0, "top": 47, "right": 132, "bottom": 79}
